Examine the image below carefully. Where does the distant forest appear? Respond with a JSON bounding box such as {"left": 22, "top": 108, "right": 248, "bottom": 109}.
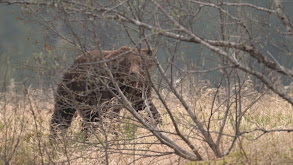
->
{"left": 1, "top": 1, "right": 293, "bottom": 91}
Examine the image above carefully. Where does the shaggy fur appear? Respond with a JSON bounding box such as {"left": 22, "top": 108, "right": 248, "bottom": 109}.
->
{"left": 50, "top": 46, "right": 161, "bottom": 138}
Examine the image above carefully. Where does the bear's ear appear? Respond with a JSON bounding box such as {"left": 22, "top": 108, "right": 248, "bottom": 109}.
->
{"left": 141, "top": 48, "right": 154, "bottom": 56}
{"left": 140, "top": 49, "right": 156, "bottom": 68}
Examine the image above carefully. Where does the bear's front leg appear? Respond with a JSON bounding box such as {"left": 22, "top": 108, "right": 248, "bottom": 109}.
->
{"left": 133, "top": 99, "right": 162, "bottom": 125}
{"left": 50, "top": 100, "right": 76, "bottom": 140}
{"left": 149, "top": 101, "right": 162, "bottom": 125}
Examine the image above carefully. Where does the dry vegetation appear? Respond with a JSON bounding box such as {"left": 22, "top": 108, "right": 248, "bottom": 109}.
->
{"left": 1, "top": 82, "right": 293, "bottom": 165}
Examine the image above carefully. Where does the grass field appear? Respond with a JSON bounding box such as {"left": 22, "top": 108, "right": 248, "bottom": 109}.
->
{"left": 1, "top": 86, "right": 293, "bottom": 165}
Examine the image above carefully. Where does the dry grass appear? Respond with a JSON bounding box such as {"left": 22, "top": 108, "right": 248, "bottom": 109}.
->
{"left": 0, "top": 85, "right": 293, "bottom": 165}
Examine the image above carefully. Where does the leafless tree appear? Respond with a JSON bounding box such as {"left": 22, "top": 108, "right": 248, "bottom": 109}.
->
{"left": 1, "top": 0, "right": 293, "bottom": 163}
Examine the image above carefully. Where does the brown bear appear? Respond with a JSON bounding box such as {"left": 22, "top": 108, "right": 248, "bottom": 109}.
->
{"left": 50, "top": 46, "right": 161, "bottom": 138}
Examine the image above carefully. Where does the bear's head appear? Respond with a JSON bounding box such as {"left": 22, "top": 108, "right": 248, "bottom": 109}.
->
{"left": 106, "top": 46, "right": 155, "bottom": 88}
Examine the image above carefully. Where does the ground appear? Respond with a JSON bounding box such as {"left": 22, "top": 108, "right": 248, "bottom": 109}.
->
{"left": 1, "top": 86, "right": 293, "bottom": 165}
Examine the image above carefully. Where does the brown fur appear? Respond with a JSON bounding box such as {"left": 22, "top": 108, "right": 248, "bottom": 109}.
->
{"left": 50, "top": 46, "right": 161, "bottom": 138}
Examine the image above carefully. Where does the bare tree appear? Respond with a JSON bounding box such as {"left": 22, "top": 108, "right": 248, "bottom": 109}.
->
{"left": 1, "top": 0, "right": 293, "bottom": 163}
